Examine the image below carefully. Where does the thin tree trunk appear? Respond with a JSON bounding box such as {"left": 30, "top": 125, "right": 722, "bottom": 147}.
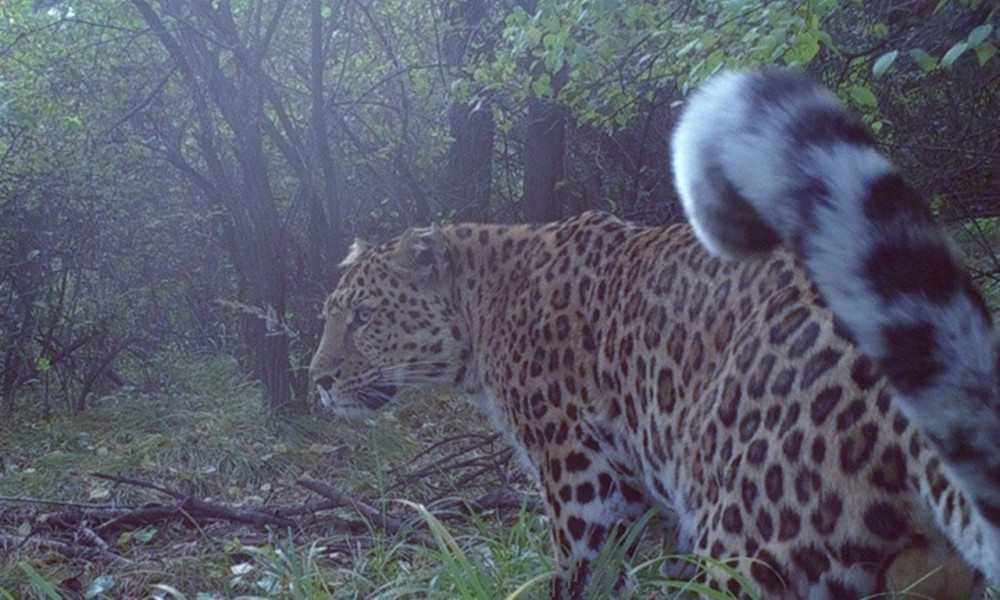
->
{"left": 443, "top": 0, "right": 493, "bottom": 221}
{"left": 310, "top": 0, "right": 345, "bottom": 285}
{"left": 522, "top": 97, "right": 566, "bottom": 223}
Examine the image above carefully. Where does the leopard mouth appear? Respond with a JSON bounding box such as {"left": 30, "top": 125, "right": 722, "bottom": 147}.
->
{"left": 315, "top": 375, "right": 396, "bottom": 412}
{"left": 357, "top": 384, "right": 397, "bottom": 410}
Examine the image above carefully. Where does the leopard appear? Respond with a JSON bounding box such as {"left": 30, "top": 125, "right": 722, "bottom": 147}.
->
{"left": 309, "top": 69, "right": 1000, "bottom": 599}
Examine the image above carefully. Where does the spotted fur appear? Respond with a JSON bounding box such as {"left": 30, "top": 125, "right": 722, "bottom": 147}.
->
{"left": 674, "top": 69, "right": 1000, "bottom": 583}
{"left": 308, "top": 73, "right": 996, "bottom": 598}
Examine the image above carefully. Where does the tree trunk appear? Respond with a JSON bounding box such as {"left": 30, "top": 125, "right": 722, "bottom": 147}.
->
{"left": 442, "top": 0, "right": 495, "bottom": 221}
{"left": 443, "top": 0, "right": 493, "bottom": 221}
{"left": 522, "top": 97, "right": 566, "bottom": 223}
{"left": 517, "top": 0, "right": 566, "bottom": 223}
{"left": 309, "top": 0, "right": 345, "bottom": 285}
{"left": 446, "top": 101, "right": 494, "bottom": 220}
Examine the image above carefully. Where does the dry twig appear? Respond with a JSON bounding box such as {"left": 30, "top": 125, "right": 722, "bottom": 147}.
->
{"left": 296, "top": 477, "right": 438, "bottom": 549}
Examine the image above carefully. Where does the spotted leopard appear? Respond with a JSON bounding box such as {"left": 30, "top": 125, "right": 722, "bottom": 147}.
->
{"left": 309, "top": 70, "right": 1000, "bottom": 598}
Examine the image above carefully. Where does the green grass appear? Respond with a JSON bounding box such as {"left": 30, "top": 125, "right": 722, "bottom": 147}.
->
{"left": 396, "top": 500, "right": 552, "bottom": 599}
{"left": 1, "top": 351, "right": 551, "bottom": 599}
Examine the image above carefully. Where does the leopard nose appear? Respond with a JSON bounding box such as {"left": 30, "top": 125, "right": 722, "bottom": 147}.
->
{"left": 316, "top": 375, "right": 335, "bottom": 391}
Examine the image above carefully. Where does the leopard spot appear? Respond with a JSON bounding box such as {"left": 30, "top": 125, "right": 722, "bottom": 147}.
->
{"left": 835, "top": 400, "right": 866, "bottom": 432}
{"left": 587, "top": 524, "right": 607, "bottom": 551}
{"left": 771, "top": 366, "right": 797, "bottom": 397}
{"left": 747, "top": 354, "right": 776, "bottom": 399}
{"left": 810, "top": 387, "right": 842, "bottom": 426}
{"left": 778, "top": 507, "right": 801, "bottom": 540}
{"left": 787, "top": 321, "right": 821, "bottom": 359}
{"left": 764, "top": 404, "right": 782, "bottom": 429}
{"left": 850, "top": 355, "right": 881, "bottom": 390}
{"left": 839, "top": 423, "right": 878, "bottom": 474}
{"left": 565, "top": 451, "right": 590, "bottom": 472}
{"left": 735, "top": 336, "right": 762, "bottom": 373}
{"left": 782, "top": 430, "right": 803, "bottom": 462}
{"left": 657, "top": 368, "right": 676, "bottom": 413}
{"left": 722, "top": 504, "right": 744, "bottom": 534}
{"left": 739, "top": 409, "right": 762, "bottom": 442}
{"left": 765, "top": 464, "right": 785, "bottom": 502}
{"left": 801, "top": 348, "right": 842, "bottom": 390}
{"left": 871, "top": 445, "right": 907, "bottom": 492}
{"left": 770, "top": 306, "right": 810, "bottom": 347}
{"left": 756, "top": 509, "right": 774, "bottom": 541}
{"left": 567, "top": 516, "right": 586, "bottom": 541}
{"left": 811, "top": 438, "right": 826, "bottom": 464}
{"left": 791, "top": 545, "right": 831, "bottom": 584}
{"left": 741, "top": 478, "right": 759, "bottom": 511}
{"left": 718, "top": 376, "right": 742, "bottom": 427}
{"left": 811, "top": 493, "right": 843, "bottom": 535}
{"left": 747, "top": 439, "right": 769, "bottom": 466}
{"left": 863, "top": 502, "right": 906, "bottom": 541}
{"left": 750, "top": 550, "right": 787, "bottom": 593}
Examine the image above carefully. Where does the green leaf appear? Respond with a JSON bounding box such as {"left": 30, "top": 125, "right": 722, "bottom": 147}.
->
{"left": 870, "top": 22, "right": 889, "bottom": 38}
{"left": 530, "top": 74, "right": 551, "bottom": 97}
{"left": 89, "top": 483, "right": 111, "bottom": 500}
{"left": 676, "top": 38, "right": 699, "bottom": 57}
{"left": 849, "top": 84, "right": 878, "bottom": 107}
{"left": 755, "top": 34, "right": 780, "bottom": 59}
{"left": 34, "top": 355, "right": 51, "bottom": 373}
{"left": 968, "top": 24, "right": 993, "bottom": 47}
{"left": 872, "top": 50, "right": 898, "bottom": 77}
{"left": 783, "top": 31, "right": 820, "bottom": 65}
{"left": 525, "top": 25, "right": 542, "bottom": 47}
{"left": 976, "top": 41, "right": 997, "bottom": 65}
{"left": 543, "top": 49, "right": 564, "bottom": 74}
{"left": 909, "top": 48, "right": 938, "bottom": 72}
{"left": 941, "top": 41, "right": 969, "bottom": 68}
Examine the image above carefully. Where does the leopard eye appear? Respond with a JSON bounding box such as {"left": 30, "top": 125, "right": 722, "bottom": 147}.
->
{"left": 355, "top": 307, "right": 373, "bottom": 324}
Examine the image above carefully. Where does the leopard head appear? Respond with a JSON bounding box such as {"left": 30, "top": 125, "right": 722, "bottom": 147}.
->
{"left": 308, "top": 225, "right": 473, "bottom": 418}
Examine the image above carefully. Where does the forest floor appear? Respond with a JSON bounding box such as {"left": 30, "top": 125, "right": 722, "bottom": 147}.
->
{"left": 0, "top": 356, "right": 554, "bottom": 599}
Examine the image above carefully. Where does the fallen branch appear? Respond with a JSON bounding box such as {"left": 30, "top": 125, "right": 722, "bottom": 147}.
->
{"left": 91, "top": 472, "right": 295, "bottom": 528}
{"left": 296, "top": 477, "right": 437, "bottom": 549}
{"left": 0, "top": 532, "right": 103, "bottom": 561}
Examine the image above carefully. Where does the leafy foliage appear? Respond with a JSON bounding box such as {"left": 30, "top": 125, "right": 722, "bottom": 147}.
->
{"left": 0, "top": 2, "right": 236, "bottom": 412}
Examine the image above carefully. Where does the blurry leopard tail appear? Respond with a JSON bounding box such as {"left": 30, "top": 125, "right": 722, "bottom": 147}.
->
{"left": 672, "top": 69, "right": 1000, "bottom": 580}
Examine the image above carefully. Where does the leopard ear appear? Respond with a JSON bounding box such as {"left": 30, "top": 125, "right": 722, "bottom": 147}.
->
{"left": 339, "top": 238, "right": 371, "bottom": 269}
{"left": 392, "top": 224, "right": 449, "bottom": 282}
